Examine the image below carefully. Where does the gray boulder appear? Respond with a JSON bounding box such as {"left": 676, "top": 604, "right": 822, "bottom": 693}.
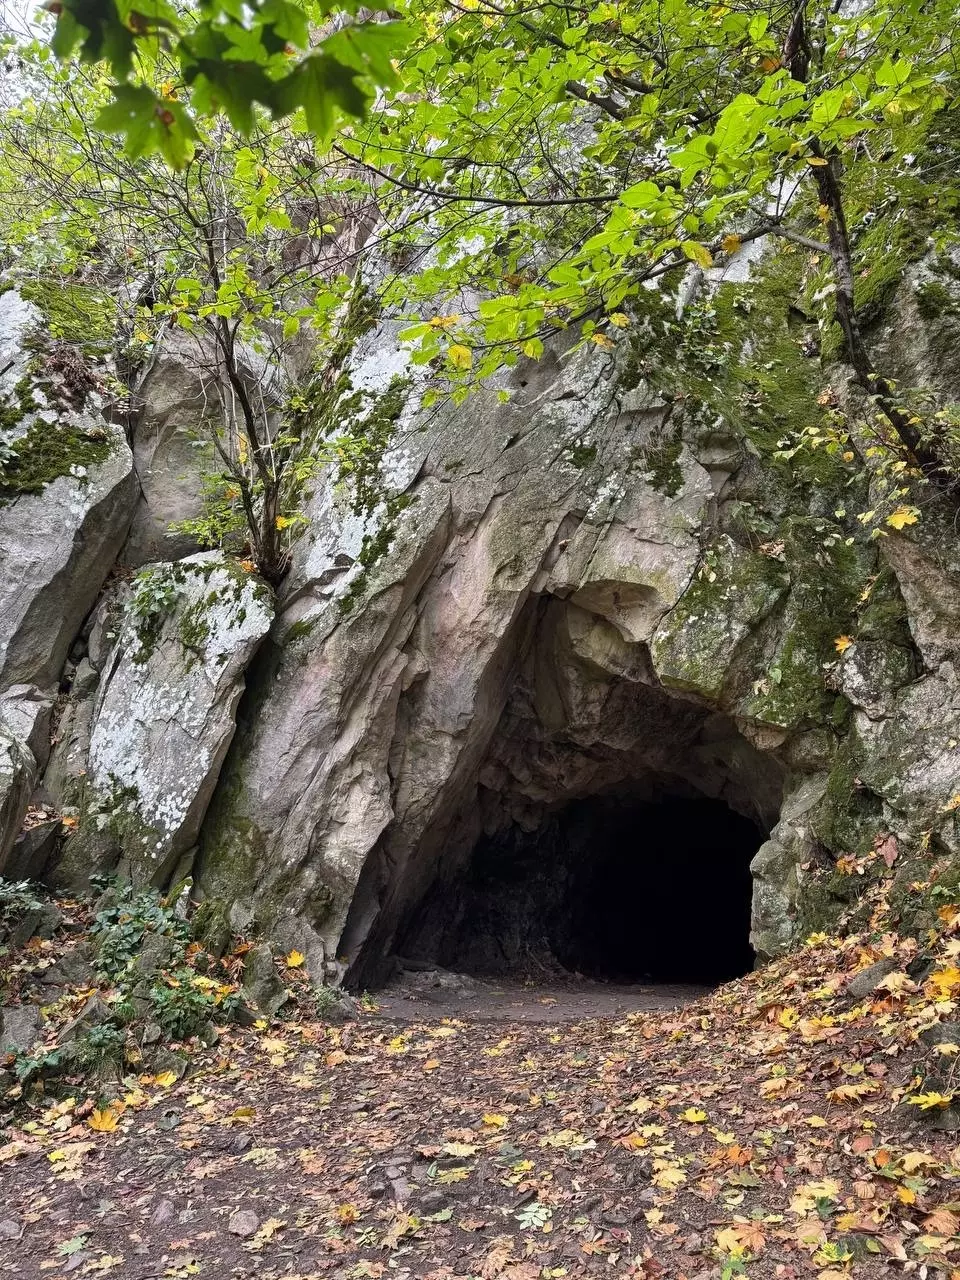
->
{"left": 0, "top": 1003, "right": 41, "bottom": 1053}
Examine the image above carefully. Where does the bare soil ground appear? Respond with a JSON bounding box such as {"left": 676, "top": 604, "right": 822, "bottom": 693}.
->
{"left": 3, "top": 927, "right": 959, "bottom": 1280}
{"left": 376, "top": 970, "right": 713, "bottom": 1022}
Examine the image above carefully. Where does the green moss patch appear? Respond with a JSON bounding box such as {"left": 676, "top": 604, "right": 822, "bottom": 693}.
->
{"left": 0, "top": 418, "right": 111, "bottom": 500}
{"left": 19, "top": 280, "right": 117, "bottom": 355}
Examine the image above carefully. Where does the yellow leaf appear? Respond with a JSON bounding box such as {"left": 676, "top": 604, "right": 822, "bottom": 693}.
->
{"left": 886, "top": 504, "right": 919, "bottom": 530}
{"left": 254, "top": 1216, "right": 286, "bottom": 1242}
{"left": 423, "top": 1058, "right": 440, "bottom": 1071}
{"left": 682, "top": 1107, "right": 707, "bottom": 1123}
{"left": 807, "top": 156, "right": 830, "bottom": 166}
{"left": 626, "top": 1096, "right": 654, "bottom": 1114}
{"left": 834, "top": 635, "right": 853, "bottom": 655}
{"left": 153, "top": 1071, "right": 177, "bottom": 1088}
{"left": 87, "top": 1109, "right": 118, "bottom": 1133}
{"left": 805, "top": 1115, "right": 828, "bottom": 1127}
{"left": 651, "top": 1162, "right": 686, "bottom": 1189}
{"left": 483, "top": 1113, "right": 509, "bottom": 1128}
{"left": 591, "top": 332, "right": 616, "bottom": 349}
{"left": 896, "top": 1185, "right": 917, "bottom": 1205}
{"left": 448, "top": 343, "right": 473, "bottom": 370}
{"left": 608, "top": 312, "right": 630, "bottom": 328}
{"left": 428, "top": 314, "right": 459, "bottom": 329}
{"left": 721, "top": 234, "right": 742, "bottom": 254}
{"left": 285, "top": 949, "right": 305, "bottom": 968}
{"left": 926, "top": 967, "right": 960, "bottom": 998}
{"left": 442, "top": 1141, "right": 477, "bottom": 1158}
{"left": 275, "top": 515, "right": 293, "bottom": 530}
{"left": 336, "top": 1203, "right": 359, "bottom": 1224}
{"left": 681, "top": 240, "right": 714, "bottom": 269}
{"left": 906, "top": 1090, "right": 955, "bottom": 1110}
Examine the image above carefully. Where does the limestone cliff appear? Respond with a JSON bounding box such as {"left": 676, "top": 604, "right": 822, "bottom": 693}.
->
{"left": 2, "top": 242, "right": 960, "bottom": 986}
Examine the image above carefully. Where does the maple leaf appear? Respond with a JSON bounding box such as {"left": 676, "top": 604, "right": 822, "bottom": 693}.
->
{"left": 906, "top": 1090, "right": 955, "bottom": 1110}
{"left": 922, "top": 1207, "right": 959, "bottom": 1235}
{"left": 626, "top": 1096, "right": 654, "bottom": 1114}
{"left": 651, "top": 1162, "right": 686, "bottom": 1189}
{"left": 482, "top": 1113, "right": 509, "bottom": 1128}
{"left": 681, "top": 1107, "right": 707, "bottom": 1122}
{"left": 875, "top": 970, "right": 916, "bottom": 997}
{"left": 716, "top": 1222, "right": 765, "bottom": 1256}
{"left": 886, "top": 504, "right": 919, "bottom": 530}
{"left": 87, "top": 1109, "right": 118, "bottom": 1132}
{"left": 833, "top": 635, "right": 853, "bottom": 655}
{"left": 285, "top": 950, "right": 305, "bottom": 968}
{"left": 826, "top": 1080, "right": 880, "bottom": 1103}
{"left": 58, "top": 1235, "right": 88, "bottom": 1257}
{"left": 790, "top": 1178, "right": 841, "bottom": 1215}
{"left": 901, "top": 1151, "right": 941, "bottom": 1173}
{"left": 926, "top": 967, "right": 960, "bottom": 998}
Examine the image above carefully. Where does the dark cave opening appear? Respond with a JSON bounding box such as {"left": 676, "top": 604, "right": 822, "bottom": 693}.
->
{"left": 404, "top": 787, "right": 764, "bottom": 986}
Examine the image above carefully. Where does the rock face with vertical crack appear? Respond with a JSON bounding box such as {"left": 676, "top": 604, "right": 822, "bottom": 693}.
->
{"left": 69, "top": 554, "right": 273, "bottom": 885}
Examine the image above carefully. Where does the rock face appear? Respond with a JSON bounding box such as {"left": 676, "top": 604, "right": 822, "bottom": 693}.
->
{"left": 4, "top": 246, "right": 960, "bottom": 991}
{"left": 122, "top": 330, "right": 219, "bottom": 567}
{"left": 0, "top": 722, "right": 34, "bottom": 873}
{"left": 0, "top": 290, "right": 138, "bottom": 695}
{"left": 189, "top": 257, "right": 960, "bottom": 986}
{"left": 67, "top": 554, "right": 273, "bottom": 885}
{"left": 0, "top": 287, "right": 137, "bottom": 872}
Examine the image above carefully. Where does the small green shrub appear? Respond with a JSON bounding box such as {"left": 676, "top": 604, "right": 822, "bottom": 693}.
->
{"left": 148, "top": 967, "right": 240, "bottom": 1040}
{"left": 74, "top": 1023, "right": 127, "bottom": 1070}
{"left": 90, "top": 875, "right": 189, "bottom": 981}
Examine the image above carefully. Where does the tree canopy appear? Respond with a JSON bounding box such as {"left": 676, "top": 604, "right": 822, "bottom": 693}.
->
{"left": 41, "top": 0, "right": 409, "bottom": 166}
{"left": 2, "top": 0, "right": 959, "bottom": 576}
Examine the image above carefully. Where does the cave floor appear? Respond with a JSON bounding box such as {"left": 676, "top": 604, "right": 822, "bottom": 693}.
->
{"left": 375, "top": 970, "right": 713, "bottom": 1022}
{"left": 1, "top": 940, "right": 954, "bottom": 1280}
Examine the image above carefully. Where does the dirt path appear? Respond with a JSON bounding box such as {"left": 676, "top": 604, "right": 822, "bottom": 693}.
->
{"left": 375, "top": 971, "right": 713, "bottom": 1021}
{"left": 1, "top": 950, "right": 950, "bottom": 1280}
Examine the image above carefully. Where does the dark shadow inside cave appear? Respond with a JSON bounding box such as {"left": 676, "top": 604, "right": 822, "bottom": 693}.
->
{"left": 399, "top": 784, "right": 764, "bottom": 986}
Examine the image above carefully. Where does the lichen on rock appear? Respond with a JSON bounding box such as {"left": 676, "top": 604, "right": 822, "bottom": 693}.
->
{"left": 78, "top": 553, "right": 274, "bottom": 885}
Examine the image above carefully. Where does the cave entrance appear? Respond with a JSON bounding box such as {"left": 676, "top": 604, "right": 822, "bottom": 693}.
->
{"left": 400, "top": 783, "right": 763, "bottom": 987}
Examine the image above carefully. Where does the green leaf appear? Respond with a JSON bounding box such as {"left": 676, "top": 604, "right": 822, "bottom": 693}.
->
{"left": 271, "top": 52, "right": 369, "bottom": 143}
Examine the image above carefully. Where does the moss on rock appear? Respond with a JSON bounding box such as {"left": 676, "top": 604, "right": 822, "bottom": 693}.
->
{"left": 19, "top": 280, "right": 117, "bottom": 355}
{"left": 0, "top": 417, "right": 111, "bottom": 500}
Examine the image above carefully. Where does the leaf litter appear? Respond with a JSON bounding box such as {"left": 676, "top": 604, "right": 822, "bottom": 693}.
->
{"left": 6, "top": 882, "right": 960, "bottom": 1277}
